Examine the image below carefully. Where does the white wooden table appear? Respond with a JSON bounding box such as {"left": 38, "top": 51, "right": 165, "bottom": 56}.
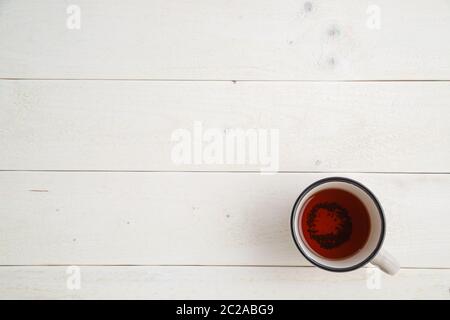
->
{"left": 1, "top": 0, "right": 449, "bottom": 299}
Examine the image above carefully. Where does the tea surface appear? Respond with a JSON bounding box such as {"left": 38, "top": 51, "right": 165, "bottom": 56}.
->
{"left": 299, "top": 188, "right": 371, "bottom": 260}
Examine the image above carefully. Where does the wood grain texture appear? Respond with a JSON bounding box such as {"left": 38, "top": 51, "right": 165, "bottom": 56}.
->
{"left": 1, "top": 80, "right": 450, "bottom": 172}
{"left": 2, "top": 0, "right": 450, "bottom": 300}
{"left": 0, "top": 266, "right": 449, "bottom": 299}
{"left": 0, "top": 172, "right": 449, "bottom": 267}
{"left": 1, "top": 0, "right": 450, "bottom": 80}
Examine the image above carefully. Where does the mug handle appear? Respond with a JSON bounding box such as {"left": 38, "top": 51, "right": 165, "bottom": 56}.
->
{"left": 370, "top": 249, "right": 400, "bottom": 275}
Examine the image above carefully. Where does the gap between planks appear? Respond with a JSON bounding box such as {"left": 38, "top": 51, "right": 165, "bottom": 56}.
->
{"left": 2, "top": 78, "right": 450, "bottom": 82}
{"left": 0, "top": 264, "right": 448, "bottom": 270}
{"left": 1, "top": 170, "right": 450, "bottom": 174}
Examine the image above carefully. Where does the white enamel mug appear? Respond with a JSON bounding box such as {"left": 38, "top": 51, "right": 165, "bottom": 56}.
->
{"left": 290, "top": 177, "right": 400, "bottom": 275}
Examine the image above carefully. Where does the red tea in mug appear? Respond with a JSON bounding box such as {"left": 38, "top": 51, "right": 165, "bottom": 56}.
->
{"left": 299, "top": 188, "right": 371, "bottom": 260}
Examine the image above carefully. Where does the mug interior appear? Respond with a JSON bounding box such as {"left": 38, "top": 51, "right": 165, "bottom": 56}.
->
{"left": 291, "top": 178, "right": 385, "bottom": 271}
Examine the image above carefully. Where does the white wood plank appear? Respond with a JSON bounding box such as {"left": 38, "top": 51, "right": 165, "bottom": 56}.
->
{"left": 1, "top": 80, "right": 450, "bottom": 172}
{"left": 0, "top": 172, "right": 449, "bottom": 267}
{"left": 0, "top": 266, "right": 449, "bottom": 299}
{"left": 1, "top": 1, "right": 450, "bottom": 80}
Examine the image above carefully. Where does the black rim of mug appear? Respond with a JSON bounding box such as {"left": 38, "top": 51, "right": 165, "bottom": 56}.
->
{"left": 290, "top": 176, "right": 386, "bottom": 272}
